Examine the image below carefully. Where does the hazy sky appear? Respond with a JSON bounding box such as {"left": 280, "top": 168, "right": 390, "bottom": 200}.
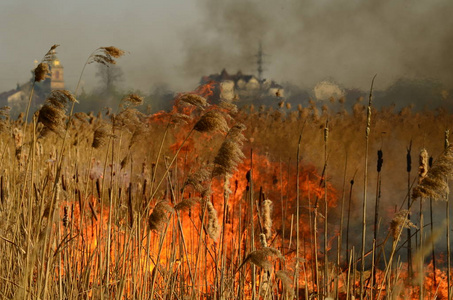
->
{"left": 1, "top": 0, "right": 452, "bottom": 94}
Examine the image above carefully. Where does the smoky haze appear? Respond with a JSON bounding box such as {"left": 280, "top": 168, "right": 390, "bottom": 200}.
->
{"left": 183, "top": 0, "right": 453, "bottom": 91}
{"left": 0, "top": 0, "right": 452, "bottom": 96}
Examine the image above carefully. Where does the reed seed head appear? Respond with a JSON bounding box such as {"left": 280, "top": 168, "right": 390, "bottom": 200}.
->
{"left": 174, "top": 198, "right": 197, "bottom": 212}
{"left": 246, "top": 247, "right": 283, "bottom": 270}
{"left": 34, "top": 63, "right": 50, "bottom": 82}
{"left": 390, "top": 210, "right": 416, "bottom": 241}
{"left": 212, "top": 124, "right": 246, "bottom": 177}
{"left": 121, "top": 93, "right": 144, "bottom": 109}
{"left": 92, "top": 126, "right": 109, "bottom": 149}
{"left": 194, "top": 110, "right": 228, "bottom": 133}
{"left": 149, "top": 201, "right": 174, "bottom": 231}
{"left": 179, "top": 93, "right": 208, "bottom": 110}
{"left": 206, "top": 200, "right": 219, "bottom": 241}
{"left": 37, "top": 104, "right": 66, "bottom": 135}
{"left": 412, "top": 145, "right": 453, "bottom": 200}
{"left": 184, "top": 167, "right": 211, "bottom": 192}
{"left": 89, "top": 46, "right": 125, "bottom": 66}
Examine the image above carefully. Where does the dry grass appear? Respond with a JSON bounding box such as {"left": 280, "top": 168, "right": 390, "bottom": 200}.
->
{"left": 2, "top": 47, "right": 453, "bottom": 300}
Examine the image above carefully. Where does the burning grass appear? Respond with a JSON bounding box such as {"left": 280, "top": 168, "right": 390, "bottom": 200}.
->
{"left": 1, "top": 47, "right": 453, "bottom": 300}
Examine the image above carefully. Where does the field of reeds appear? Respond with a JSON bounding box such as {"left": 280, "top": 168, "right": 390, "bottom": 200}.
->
{"left": 1, "top": 45, "right": 453, "bottom": 300}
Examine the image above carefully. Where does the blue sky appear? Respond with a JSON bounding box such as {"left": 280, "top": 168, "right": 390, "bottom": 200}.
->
{"left": 1, "top": 0, "right": 452, "bottom": 94}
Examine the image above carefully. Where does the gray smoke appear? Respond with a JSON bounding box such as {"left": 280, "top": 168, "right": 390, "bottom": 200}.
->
{"left": 1, "top": 0, "right": 452, "bottom": 98}
{"left": 182, "top": 0, "right": 453, "bottom": 91}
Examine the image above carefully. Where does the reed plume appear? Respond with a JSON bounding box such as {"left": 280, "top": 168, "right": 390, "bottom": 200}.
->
{"left": 34, "top": 44, "right": 59, "bottom": 82}
{"left": 37, "top": 90, "right": 77, "bottom": 136}
{"left": 212, "top": 124, "right": 246, "bottom": 177}
{"left": 412, "top": 145, "right": 453, "bottom": 200}
{"left": 174, "top": 198, "right": 197, "bottom": 212}
{"left": 148, "top": 201, "right": 174, "bottom": 231}
{"left": 92, "top": 126, "right": 109, "bottom": 149}
{"left": 390, "top": 210, "right": 417, "bottom": 241}
{"left": 219, "top": 100, "right": 238, "bottom": 113}
{"left": 206, "top": 200, "right": 220, "bottom": 240}
{"left": 179, "top": 93, "right": 208, "bottom": 110}
{"left": 276, "top": 270, "right": 294, "bottom": 298}
{"left": 238, "top": 247, "right": 283, "bottom": 271}
{"left": 88, "top": 46, "right": 125, "bottom": 66}
{"left": 184, "top": 167, "right": 211, "bottom": 192}
{"left": 120, "top": 93, "right": 144, "bottom": 109}
{"left": 34, "top": 63, "right": 50, "bottom": 82}
{"left": 194, "top": 110, "right": 228, "bottom": 133}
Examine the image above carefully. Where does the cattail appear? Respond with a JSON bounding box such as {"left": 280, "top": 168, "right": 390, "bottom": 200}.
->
{"left": 407, "top": 147, "right": 412, "bottom": 172}
{"left": 194, "top": 110, "right": 228, "bottom": 133}
{"left": 179, "top": 93, "right": 208, "bottom": 110}
{"left": 206, "top": 200, "right": 219, "bottom": 240}
{"left": 377, "top": 150, "right": 383, "bottom": 172}
{"left": 92, "top": 126, "right": 109, "bottom": 149}
{"left": 63, "top": 206, "right": 69, "bottom": 227}
{"left": 413, "top": 145, "right": 453, "bottom": 200}
{"left": 390, "top": 210, "right": 417, "bottom": 241}
{"left": 418, "top": 148, "right": 429, "bottom": 182}
{"left": 148, "top": 201, "right": 174, "bottom": 231}
{"left": 259, "top": 233, "right": 268, "bottom": 247}
{"left": 446, "top": 129, "right": 450, "bottom": 149}
{"left": 262, "top": 199, "right": 273, "bottom": 240}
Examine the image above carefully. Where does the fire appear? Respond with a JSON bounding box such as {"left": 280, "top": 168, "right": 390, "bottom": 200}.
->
{"left": 195, "top": 80, "right": 216, "bottom": 99}
{"left": 34, "top": 83, "right": 453, "bottom": 299}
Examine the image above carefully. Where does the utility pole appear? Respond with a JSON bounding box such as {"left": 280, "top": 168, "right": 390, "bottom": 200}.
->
{"left": 255, "top": 42, "right": 265, "bottom": 82}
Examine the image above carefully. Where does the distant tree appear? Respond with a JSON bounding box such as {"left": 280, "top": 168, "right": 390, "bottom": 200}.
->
{"left": 146, "top": 84, "right": 175, "bottom": 113}
{"left": 95, "top": 64, "right": 124, "bottom": 108}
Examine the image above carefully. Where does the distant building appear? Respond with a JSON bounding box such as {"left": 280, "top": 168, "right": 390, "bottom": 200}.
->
{"left": 0, "top": 52, "right": 64, "bottom": 113}
{"left": 200, "top": 69, "right": 284, "bottom": 103}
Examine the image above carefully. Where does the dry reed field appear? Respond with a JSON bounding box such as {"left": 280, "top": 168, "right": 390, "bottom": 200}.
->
{"left": 1, "top": 45, "right": 453, "bottom": 300}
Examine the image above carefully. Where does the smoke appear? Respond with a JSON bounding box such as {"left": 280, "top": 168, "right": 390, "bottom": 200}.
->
{"left": 183, "top": 0, "right": 453, "bottom": 91}
{"left": 1, "top": 0, "right": 453, "bottom": 102}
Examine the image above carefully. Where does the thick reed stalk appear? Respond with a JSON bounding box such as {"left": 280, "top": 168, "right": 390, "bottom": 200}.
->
{"left": 323, "top": 122, "right": 329, "bottom": 297}
{"left": 360, "top": 74, "right": 376, "bottom": 300}
{"left": 296, "top": 134, "right": 301, "bottom": 295}
{"left": 373, "top": 148, "right": 383, "bottom": 289}
{"left": 249, "top": 149, "right": 256, "bottom": 300}
{"left": 346, "top": 172, "right": 356, "bottom": 265}
{"left": 445, "top": 130, "right": 451, "bottom": 300}
{"left": 336, "top": 148, "right": 348, "bottom": 300}
{"left": 407, "top": 143, "right": 413, "bottom": 279}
